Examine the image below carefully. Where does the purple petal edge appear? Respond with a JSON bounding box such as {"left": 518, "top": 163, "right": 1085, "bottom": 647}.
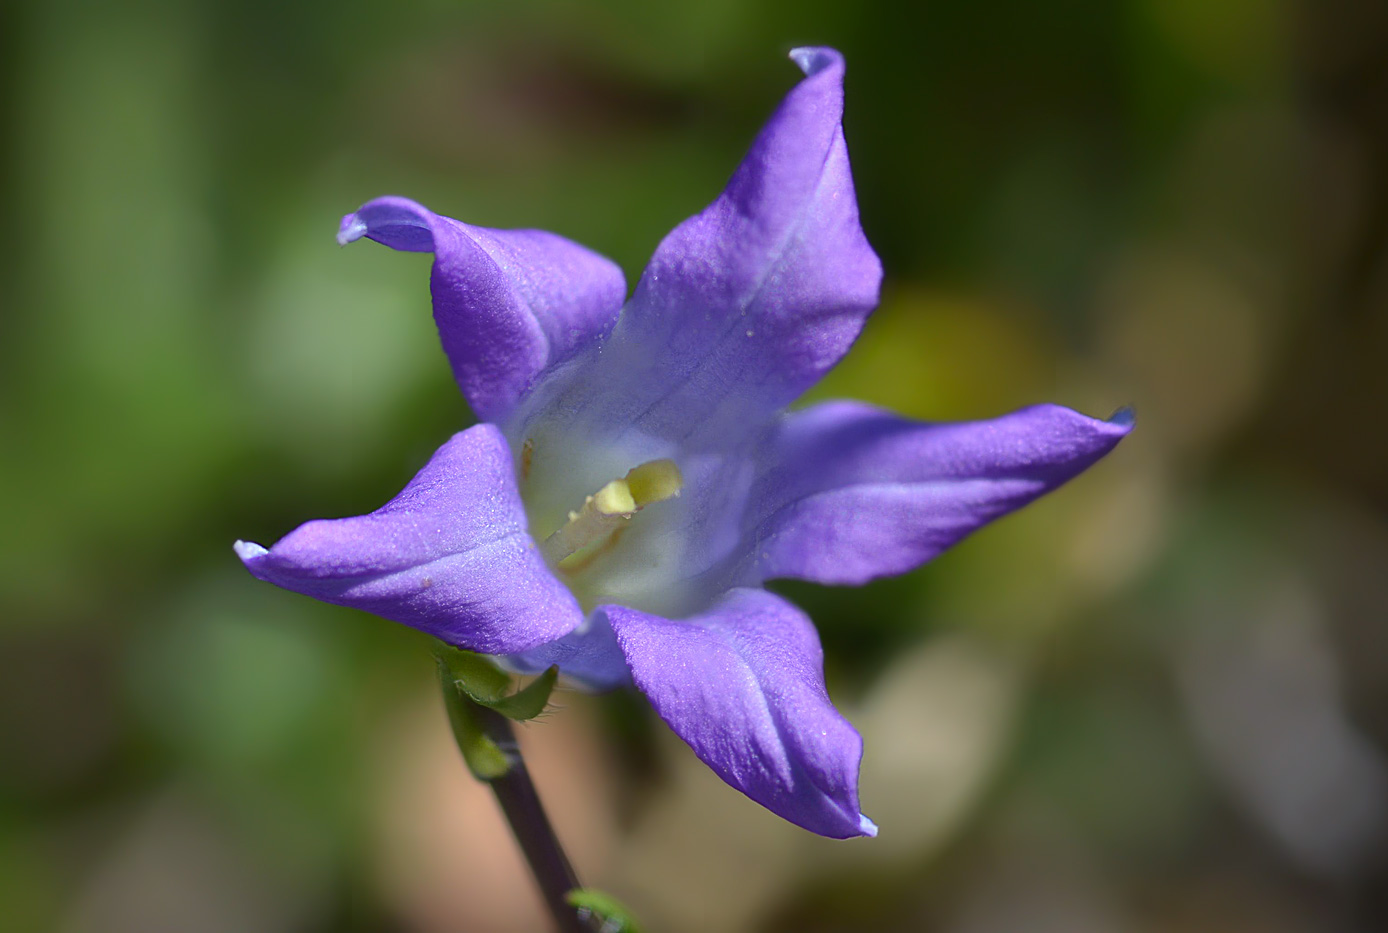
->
{"left": 504, "top": 612, "right": 633, "bottom": 691}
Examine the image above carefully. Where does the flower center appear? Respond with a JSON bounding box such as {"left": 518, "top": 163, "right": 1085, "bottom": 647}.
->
{"left": 539, "top": 458, "right": 683, "bottom": 574}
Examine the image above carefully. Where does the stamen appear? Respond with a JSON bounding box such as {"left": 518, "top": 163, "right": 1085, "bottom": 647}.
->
{"left": 539, "top": 459, "right": 683, "bottom": 569}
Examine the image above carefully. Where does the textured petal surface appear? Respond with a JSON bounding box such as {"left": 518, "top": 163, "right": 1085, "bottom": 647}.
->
{"left": 741, "top": 401, "right": 1133, "bottom": 585}
{"left": 603, "top": 587, "right": 874, "bottom": 838}
{"left": 235, "top": 424, "right": 582, "bottom": 654}
{"left": 338, "top": 196, "right": 626, "bottom": 422}
{"left": 518, "top": 47, "right": 880, "bottom": 447}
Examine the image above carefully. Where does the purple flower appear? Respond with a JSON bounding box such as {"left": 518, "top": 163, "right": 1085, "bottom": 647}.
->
{"left": 236, "top": 47, "right": 1129, "bottom": 839}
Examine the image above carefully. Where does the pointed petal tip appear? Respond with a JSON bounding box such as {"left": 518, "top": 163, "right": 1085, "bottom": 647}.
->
{"left": 337, "top": 214, "right": 368, "bottom": 246}
{"left": 1109, "top": 405, "right": 1136, "bottom": 429}
{"left": 233, "top": 539, "right": 268, "bottom": 563}
{"left": 858, "top": 813, "right": 879, "bottom": 837}
{"left": 788, "top": 46, "right": 843, "bottom": 78}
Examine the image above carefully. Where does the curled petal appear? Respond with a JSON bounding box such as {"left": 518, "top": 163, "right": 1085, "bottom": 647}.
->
{"left": 745, "top": 402, "right": 1132, "bottom": 585}
{"left": 235, "top": 424, "right": 582, "bottom": 654}
{"left": 339, "top": 196, "right": 626, "bottom": 422}
{"left": 603, "top": 588, "right": 874, "bottom": 838}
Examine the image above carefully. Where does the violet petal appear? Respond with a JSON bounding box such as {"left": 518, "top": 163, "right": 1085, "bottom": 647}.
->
{"left": 235, "top": 424, "right": 582, "bottom": 654}
{"left": 339, "top": 196, "right": 626, "bottom": 422}
{"left": 603, "top": 587, "right": 873, "bottom": 838}
{"left": 557, "top": 47, "right": 880, "bottom": 444}
{"left": 741, "top": 401, "right": 1132, "bottom": 585}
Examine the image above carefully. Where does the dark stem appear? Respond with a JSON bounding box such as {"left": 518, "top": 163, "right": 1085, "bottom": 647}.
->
{"left": 472, "top": 703, "right": 594, "bottom": 933}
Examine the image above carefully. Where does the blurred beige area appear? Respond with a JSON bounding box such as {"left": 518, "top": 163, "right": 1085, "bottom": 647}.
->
{"left": 4, "top": 0, "right": 1388, "bottom": 931}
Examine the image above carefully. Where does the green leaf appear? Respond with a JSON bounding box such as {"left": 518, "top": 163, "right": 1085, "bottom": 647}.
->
{"left": 566, "top": 888, "right": 643, "bottom": 933}
{"left": 436, "top": 656, "right": 510, "bottom": 780}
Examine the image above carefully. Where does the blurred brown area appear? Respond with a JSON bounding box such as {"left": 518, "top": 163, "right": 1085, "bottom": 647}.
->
{"left": 2, "top": 0, "right": 1386, "bottom": 931}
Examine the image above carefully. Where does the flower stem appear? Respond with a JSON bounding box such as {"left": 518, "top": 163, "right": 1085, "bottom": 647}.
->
{"left": 443, "top": 679, "right": 594, "bottom": 933}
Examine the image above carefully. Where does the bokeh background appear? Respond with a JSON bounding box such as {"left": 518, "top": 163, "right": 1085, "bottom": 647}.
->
{"left": 4, "top": 0, "right": 1388, "bottom": 930}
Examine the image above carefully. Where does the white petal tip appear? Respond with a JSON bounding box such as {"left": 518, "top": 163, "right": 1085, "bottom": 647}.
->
{"left": 233, "top": 540, "right": 268, "bottom": 562}
{"left": 858, "top": 813, "right": 879, "bottom": 837}
{"left": 789, "top": 47, "right": 841, "bottom": 78}
{"left": 336, "top": 214, "right": 368, "bottom": 246}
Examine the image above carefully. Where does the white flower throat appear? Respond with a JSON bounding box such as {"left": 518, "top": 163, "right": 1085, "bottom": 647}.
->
{"left": 516, "top": 418, "right": 694, "bottom": 614}
{"left": 537, "top": 458, "right": 684, "bottom": 572}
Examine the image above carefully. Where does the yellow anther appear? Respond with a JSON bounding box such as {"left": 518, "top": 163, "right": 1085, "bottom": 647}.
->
{"left": 625, "top": 458, "right": 683, "bottom": 507}
{"left": 539, "top": 458, "right": 683, "bottom": 570}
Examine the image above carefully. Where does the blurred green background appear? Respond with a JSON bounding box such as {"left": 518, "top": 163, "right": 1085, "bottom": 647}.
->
{"left": 4, "top": 0, "right": 1388, "bottom": 930}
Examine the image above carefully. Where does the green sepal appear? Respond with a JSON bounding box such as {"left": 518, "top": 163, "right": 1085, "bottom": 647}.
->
{"left": 437, "top": 646, "right": 559, "bottom": 722}
{"left": 566, "top": 888, "right": 642, "bottom": 933}
{"left": 443, "top": 647, "right": 512, "bottom": 703}
{"left": 486, "top": 664, "right": 558, "bottom": 721}
{"left": 437, "top": 656, "right": 510, "bottom": 780}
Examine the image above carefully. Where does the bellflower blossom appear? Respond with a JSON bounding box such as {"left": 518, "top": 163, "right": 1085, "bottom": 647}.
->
{"left": 236, "top": 48, "right": 1130, "bottom": 839}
